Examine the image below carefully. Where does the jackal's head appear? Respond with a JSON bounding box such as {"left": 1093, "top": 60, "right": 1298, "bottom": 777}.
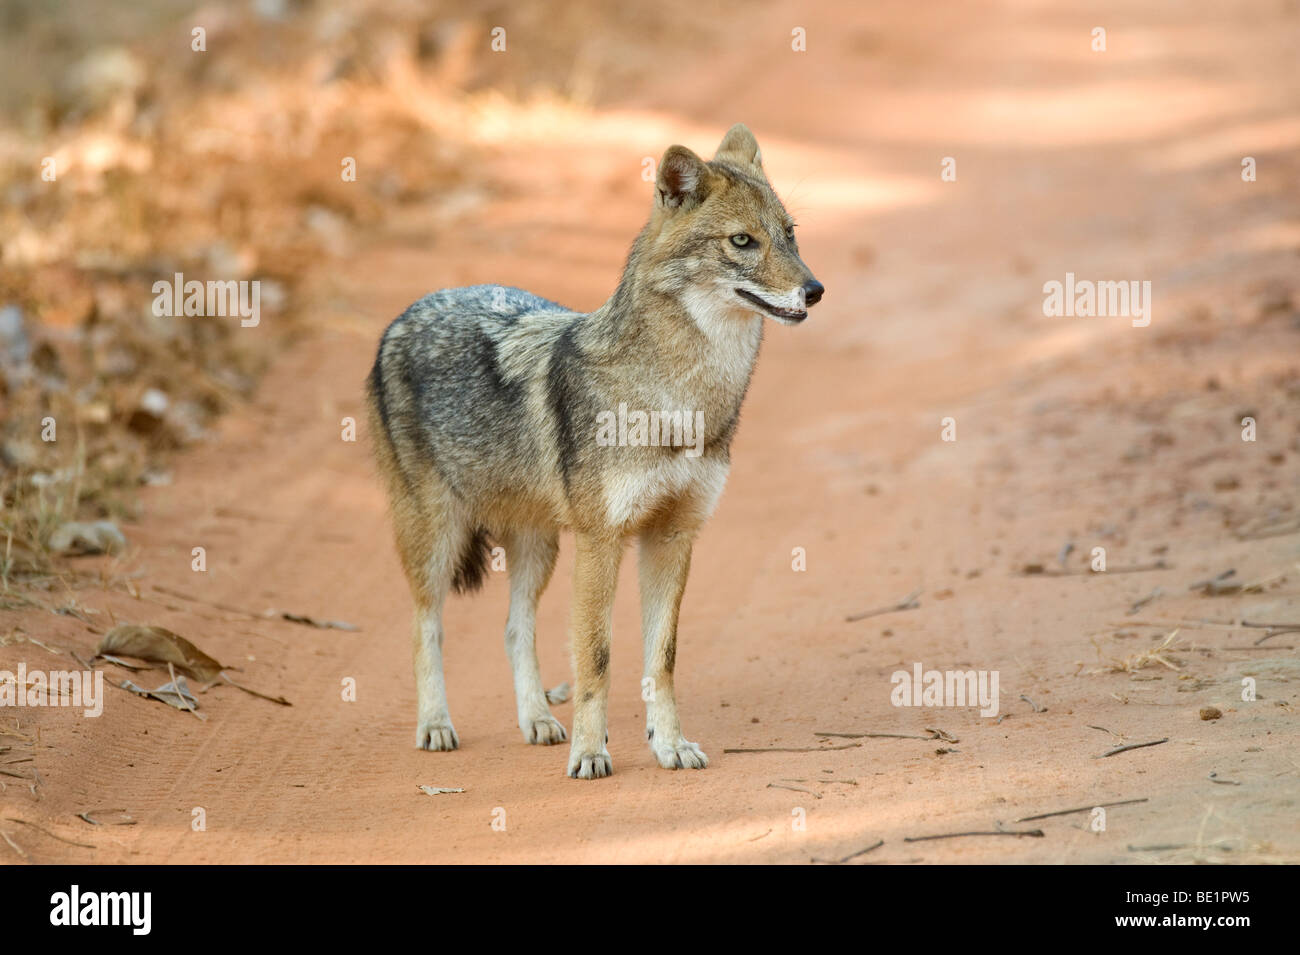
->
{"left": 642, "top": 124, "right": 823, "bottom": 326}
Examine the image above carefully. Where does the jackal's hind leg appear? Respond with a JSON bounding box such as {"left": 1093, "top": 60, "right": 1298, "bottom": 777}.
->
{"left": 503, "top": 529, "right": 566, "bottom": 745}
{"left": 400, "top": 511, "right": 466, "bottom": 752}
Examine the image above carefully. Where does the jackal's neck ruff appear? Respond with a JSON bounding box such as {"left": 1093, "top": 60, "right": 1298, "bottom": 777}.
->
{"left": 588, "top": 229, "right": 764, "bottom": 408}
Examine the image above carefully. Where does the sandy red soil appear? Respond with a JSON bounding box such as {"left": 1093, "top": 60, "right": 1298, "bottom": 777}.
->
{"left": 2, "top": 0, "right": 1298, "bottom": 863}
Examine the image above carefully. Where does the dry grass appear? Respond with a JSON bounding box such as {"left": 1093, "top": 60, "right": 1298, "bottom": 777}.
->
{"left": 1090, "top": 629, "right": 1184, "bottom": 674}
{"left": 1, "top": 396, "right": 136, "bottom": 588}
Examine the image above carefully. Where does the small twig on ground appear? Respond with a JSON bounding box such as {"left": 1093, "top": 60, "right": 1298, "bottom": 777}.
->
{"left": 4, "top": 817, "right": 95, "bottom": 848}
{"left": 1087, "top": 725, "right": 1124, "bottom": 738}
{"left": 151, "top": 585, "right": 359, "bottom": 632}
{"left": 1127, "top": 843, "right": 1190, "bottom": 852}
{"left": 815, "top": 728, "right": 958, "bottom": 743}
{"left": 277, "top": 611, "right": 360, "bottom": 631}
{"left": 845, "top": 589, "right": 921, "bottom": 623}
{"left": 1189, "top": 569, "right": 1236, "bottom": 594}
{"left": 1241, "top": 569, "right": 1289, "bottom": 593}
{"left": 1015, "top": 797, "right": 1148, "bottom": 822}
{"left": 724, "top": 742, "right": 861, "bottom": 754}
{"left": 219, "top": 673, "right": 291, "bottom": 706}
{"left": 2, "top": 634, "right": 65, "bottom": 656}
{"left": 151, "top": 584, "right": 268, "bottom": 621}
{"left": 1020, "top": 561, "right": 1168, "bottom": 577}
{"left": 1191, "top": 567, "right": 1290, "bottom": 596}
{"left": 1253, "top": 628, "right": 1300, "bottom": 646}
{"left": 1127, "top": 587, "right": 1163, "bottom": 615}
{"left": 0, "top": 829, "right": 26, "bottom": 859}
{"left": 76, "top": 809, "right": 136, "bottom": 826}
{"left": 1207, "top": 773, "right": 1241, "bottom": 786}
{"left": 811, "top": 839, "right": 884, "bottom": 864}
{"left": 1020, "top": 694, "right": 1046, "bottom": 713}
{"left": 98, "top": 655, "right": 151, "bottom": 672}
{"left": 1127, "top": 840, "right": 1235, "bottom": 853}
{"left": 1095, "top": 738, "right": 1169, "bottom": 759}
{"left": 904, "top": 829, "right": 1043, "bottom": 842}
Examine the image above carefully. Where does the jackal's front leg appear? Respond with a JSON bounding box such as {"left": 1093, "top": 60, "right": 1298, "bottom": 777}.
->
{"left": 639, "top": 526, "right": 708, "bottom": 770}
{"left": 566, "top": 531, "right": 624, "bottom": 779}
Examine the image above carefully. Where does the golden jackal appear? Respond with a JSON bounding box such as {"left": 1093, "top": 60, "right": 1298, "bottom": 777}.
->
{"left": 367, "top": 124, "right": 822, "bottom": 778}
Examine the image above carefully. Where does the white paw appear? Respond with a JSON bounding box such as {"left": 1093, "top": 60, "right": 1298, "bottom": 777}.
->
{"left": 416, "top": 720, "right": 460, "bottom": 751}
{"left": 522, "top": 715, "right": 568, "bottom": 745}
{"left": 652, "top": 737, "right": 708, "bottom": 770}
{"left": 567, "top": 747, "right": 613, "bottom": 779}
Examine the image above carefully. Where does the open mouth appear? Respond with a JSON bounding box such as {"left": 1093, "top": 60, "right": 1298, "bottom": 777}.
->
{"left": 735, "top": 288, "right": 807, "bottom": 323}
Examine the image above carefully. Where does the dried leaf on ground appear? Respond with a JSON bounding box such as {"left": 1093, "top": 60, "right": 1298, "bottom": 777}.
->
{"left": 76, "top": 809, "right": 136, "bottom": 826}
{"left": 117, "top": 675, "right": 204, "bottom": 718}
{"left": 96, "top": 624, "right": 224, "bottom": 682}
{"left": 97, "top": 623, "right": 291, "bottom": 706}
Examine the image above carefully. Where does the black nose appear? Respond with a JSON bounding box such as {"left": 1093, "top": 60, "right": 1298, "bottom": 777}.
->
{"left": 802, "top": 279, "right": 824, "bottom": 307}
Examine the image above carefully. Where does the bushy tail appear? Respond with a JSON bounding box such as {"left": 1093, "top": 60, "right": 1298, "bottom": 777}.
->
{"left": 451, "top": 528, "right": 492, "bottom": 594}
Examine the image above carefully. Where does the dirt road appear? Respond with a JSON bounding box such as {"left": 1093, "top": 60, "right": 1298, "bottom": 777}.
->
{"left": 3, "top": 0, "right": 1298, "bottom": 863}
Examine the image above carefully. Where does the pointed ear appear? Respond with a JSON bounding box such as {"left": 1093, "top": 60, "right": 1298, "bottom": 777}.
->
{"left": 656, "top": 145, "right": 711, "bottom": 210}
{"left": 714, "top": 123, "right": 762, "bottom": 169}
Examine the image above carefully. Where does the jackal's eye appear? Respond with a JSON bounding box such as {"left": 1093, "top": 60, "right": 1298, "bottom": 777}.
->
{"left": 730, "top": 233, "right": 754, "bottom": 248}
{"left": 784, "top": 225, "right": 796, "bottom": 241}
